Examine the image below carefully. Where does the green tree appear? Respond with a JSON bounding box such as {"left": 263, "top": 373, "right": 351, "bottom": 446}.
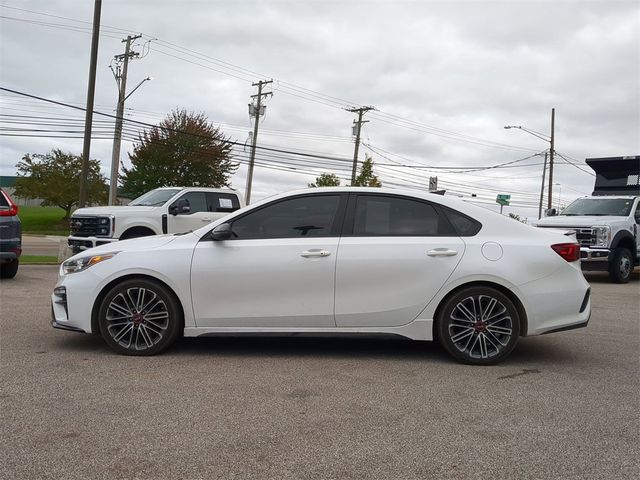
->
{"left": 352, "top": 155, "right": 382, "bottom": 187}
{"left": 308, "top": 173, "right": 341, "bottom": 187}
{"left": 121, "top": 109, "right": 237, "bottom": 198}
{"left": 14, "top": 149, "right": 107, "bottom": 218}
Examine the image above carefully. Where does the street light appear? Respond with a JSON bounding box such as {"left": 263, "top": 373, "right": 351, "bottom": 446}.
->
{"left": 554, "top": 182, "right": 562, "bottom": 210}
{"left": 504, "top": 108, "right": 556, "bottom": 217}
{"left": 124, "top": 76, "right": 152, "bottom": 101}
{"left": 109, "top": 75, "right": 153, "bottom": 205}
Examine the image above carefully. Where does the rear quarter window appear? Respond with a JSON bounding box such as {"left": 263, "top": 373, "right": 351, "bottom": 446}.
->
{"left": 442, "top": 207, "right": 482, "bottom": 236}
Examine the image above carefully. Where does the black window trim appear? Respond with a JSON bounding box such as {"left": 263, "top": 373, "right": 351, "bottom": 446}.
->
{"left": 203, "top": 192, "right": 349, "bottom": 241}
{"left": 342, "top": 192, "right": 463, "bottom": 238}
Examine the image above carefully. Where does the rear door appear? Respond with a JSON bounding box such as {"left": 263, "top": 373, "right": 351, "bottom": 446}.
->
{"left": 335, "top": 193, "right": 465, "bottom": 327}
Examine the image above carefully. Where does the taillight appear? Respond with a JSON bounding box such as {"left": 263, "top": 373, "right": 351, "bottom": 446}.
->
{"left": 0, "top": 191, "right": 19, "bottom": 216}
{"left": 551, "top": 243, "right": 580, "bottom": 262}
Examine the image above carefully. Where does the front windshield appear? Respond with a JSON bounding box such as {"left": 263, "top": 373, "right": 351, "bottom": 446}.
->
{"left": 129, "top": 188, "right": 182, "bottom": 206}
{"left": 560, "top": 198, "right": 634, "bottom": 216}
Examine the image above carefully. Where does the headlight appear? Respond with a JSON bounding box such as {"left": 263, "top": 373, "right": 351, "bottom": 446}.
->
{"left": 592, "top": 226, "right": 611, "bottom": 247}
{"left": 62, "top": 252, "right": 119, "bottom": 275}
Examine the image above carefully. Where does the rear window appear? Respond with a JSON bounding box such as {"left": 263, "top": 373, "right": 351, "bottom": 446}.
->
{"left": 0, "top": 190, "right": 9, "bottom": 208}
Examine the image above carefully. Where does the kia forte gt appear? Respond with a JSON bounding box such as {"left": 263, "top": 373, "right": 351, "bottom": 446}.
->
{"left": 51, "top": 188, "right": 591, "bottom": 365}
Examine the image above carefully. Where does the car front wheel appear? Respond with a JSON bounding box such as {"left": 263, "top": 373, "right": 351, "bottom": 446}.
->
{"left": 98, "top": 278, "right": 181, "bottom": 356}
{"left": 437, "top": 287, "right": 520, "bottom": 365}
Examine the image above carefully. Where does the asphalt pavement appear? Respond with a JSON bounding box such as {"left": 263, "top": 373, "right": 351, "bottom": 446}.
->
{"left": 0, "top": 266, "right": 638, "bottom": 480}
{"left": 21, "top": 235, "right": 65, "bottom": 256}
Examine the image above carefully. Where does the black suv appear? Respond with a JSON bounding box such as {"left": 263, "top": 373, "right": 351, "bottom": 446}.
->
{"left": 0, "top": 189, "right": 21, "bottom": 279}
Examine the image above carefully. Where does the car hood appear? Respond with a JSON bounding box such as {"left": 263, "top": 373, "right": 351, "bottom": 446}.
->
{"left": 534, "top": 215, "right": 625, "bottom": 228}
{"left": 72, "top": 205, "right": 159, "bottom": 216}
{"left": 66, "top": 234, "right": 179, "bottom": 260}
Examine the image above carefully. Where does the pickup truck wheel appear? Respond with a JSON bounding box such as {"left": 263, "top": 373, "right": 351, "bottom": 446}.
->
{"left": 0, "top": 258, "right": 19, "bottom": 279}
{"left": 98, "top": 279, "right": 181, "bottom": 356}
{"left": 609, "top": 248, "right": 633, "bottom": 284}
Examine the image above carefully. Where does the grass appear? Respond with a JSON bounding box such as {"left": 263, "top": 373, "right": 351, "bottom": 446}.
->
{"left": 20, "top": 255, "right": 59, "bottom": 265}
{"left": 18, "top": 206, "right": 69, "bottom": 236}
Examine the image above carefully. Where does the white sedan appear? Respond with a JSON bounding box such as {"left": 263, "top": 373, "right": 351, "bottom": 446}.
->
{"left": 52, "top": 188, "right": 591, "bottom": 365}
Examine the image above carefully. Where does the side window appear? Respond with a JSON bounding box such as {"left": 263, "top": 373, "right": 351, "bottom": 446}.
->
{"left": 353, "top": 195, "right": 452, "bottom": 236}
{"left": 171, "top": 192, "right": 207, "bottom": 215}
{"left": 206, "top": 193, "right": 241, "bottom": 213}
{"left": 443, "top": 207, "right": 482, "bottom": 236}
{"left": 231, "top": 195, "right": 340, "bottom": 239}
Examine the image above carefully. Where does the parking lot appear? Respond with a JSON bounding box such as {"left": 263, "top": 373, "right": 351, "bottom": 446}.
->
{"left": 1, "top": 265, "right": 638, "bottom": 479}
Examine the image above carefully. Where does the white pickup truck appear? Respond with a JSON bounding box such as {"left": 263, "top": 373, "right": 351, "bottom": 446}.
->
{"left": 534, "top": 155, "right": 639, "bottom": 283}
{"left": 68, "top": 187, "right": 244, "bottom": 253}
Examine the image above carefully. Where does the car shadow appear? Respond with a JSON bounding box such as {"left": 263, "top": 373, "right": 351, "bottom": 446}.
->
{"left": 50, "top": 329, "right": 588, "bottom": 366}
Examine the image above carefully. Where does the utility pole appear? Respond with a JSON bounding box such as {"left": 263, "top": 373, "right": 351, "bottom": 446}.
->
{"left": 346, "top": 106, "right": 374, "bottom": 184}
{"left": 79, "top": 0, "right": 102, "bottom": 208}
{"left": 108, "top": 34, "right": 141, "bottom": 205}
{"left": 538, "top": 152, "right": 548, "bottom": 219}
{"left": 547, "top": 107, "right": 555, "bottom": 210}
{"left": 244, "top": 79, "right": 272, "bottom": 204}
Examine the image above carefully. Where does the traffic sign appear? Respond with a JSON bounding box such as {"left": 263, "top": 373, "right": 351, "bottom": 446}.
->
{"left": 496, "top": 194, "right": 510, "bottom": 206}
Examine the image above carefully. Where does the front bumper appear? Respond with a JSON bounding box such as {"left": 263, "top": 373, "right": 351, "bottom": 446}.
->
{"left": 68, "top": 235, "right": 117, "bottom": 252}
{"left": 580, "top": 247, "right": 610, "bottom": 262}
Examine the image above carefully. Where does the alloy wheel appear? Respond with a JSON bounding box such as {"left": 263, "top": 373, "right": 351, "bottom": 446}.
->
{"left": 105, "top": 287, "right": 170, "bottom": 351}
{"left": 447, "top": 294, "right": 514, "bottom": 360}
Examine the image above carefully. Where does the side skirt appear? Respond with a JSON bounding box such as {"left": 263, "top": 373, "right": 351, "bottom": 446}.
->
{"left": 183, "top": 319, "right": 433, "bottom": 341}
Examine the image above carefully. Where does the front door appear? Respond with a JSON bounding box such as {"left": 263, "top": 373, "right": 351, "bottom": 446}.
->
{"left": 191, "top": 194, "right": 346, "bottom": 328}
{"left": 166, "top": 191, "right": 213, "bottom": 233}
{"left": 335, "top": 194, "right": 465, "bottom": 327}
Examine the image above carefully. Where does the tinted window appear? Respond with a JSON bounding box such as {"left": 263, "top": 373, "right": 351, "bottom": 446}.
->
{"left": 206, "top": 192, "right": 240, "bottom": 212}
{"left": 172, "top": 192, "right": 207, "bottom": 214}
{"left": 353, "top": 195, "right": 452, "bottom": 236}
{"left": 130, "top": 188, "right": 181, "bottom": 206}
{"left": 232, "top": 195, "right": 340, "bottom": 239}
{"left": 444, "top": 208, "right": 482, "bottom": 236}
{"left": 0, "top": 190, "right": 9, "bottom": 208}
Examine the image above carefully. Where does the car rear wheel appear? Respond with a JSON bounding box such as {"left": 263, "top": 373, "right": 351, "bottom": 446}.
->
{"left": 437, "top": 287, "right": 520, "bottom": 365}
{"left": 98, "top": 278, "right": 181, "bottom": 356}
{"left": 0, "top": 259, "right": 19, "bottom": 279}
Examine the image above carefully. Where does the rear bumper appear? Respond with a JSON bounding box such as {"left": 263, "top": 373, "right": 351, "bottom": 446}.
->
{"left": 519, "top": 264, "right": 592, "bottom": 336}
{"left": 0, "top": 241, "right": 21, "bottom": 262}
{"left": 68, "top": 235, "right": 117, "bottom": 252}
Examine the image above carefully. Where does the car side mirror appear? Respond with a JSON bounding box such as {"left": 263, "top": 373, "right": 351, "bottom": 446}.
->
{"left": 210, "top": 223, "right": 233, "bottom": 241}
{"left": 545, "top": 208, "right": 557, "bottom": 217}
{"left": 170, "top": 199, "right": 190, "bottom": 216}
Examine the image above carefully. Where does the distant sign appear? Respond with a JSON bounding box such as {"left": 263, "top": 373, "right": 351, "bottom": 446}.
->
{"left": 496, "top": 194, "right": 511, "bottom": 206}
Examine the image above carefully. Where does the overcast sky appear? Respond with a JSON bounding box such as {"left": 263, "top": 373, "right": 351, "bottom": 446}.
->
{"left": 1, "top": 0, "right": 638, "bottom": 218}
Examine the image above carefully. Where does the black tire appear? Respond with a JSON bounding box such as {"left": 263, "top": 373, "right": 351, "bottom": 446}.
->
{"left": 608, "top": 248, "right": 633, "bottom": 284}
{"left": 0, "top": 259, "right": 19, "bottom": 279}
{"left": 97, "top": 278, "right": 182, "bottom": 356}
{"left": 437, "top": 286, "right": 520, "bottom": 365}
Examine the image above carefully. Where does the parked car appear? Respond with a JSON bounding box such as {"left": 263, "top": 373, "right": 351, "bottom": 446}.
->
{"left": 0, "top": 188, "right": 21, "bottom": 279}
{"left": 68, "top": 187, "right": 244, "bottom": 253}
{"left": 52, "top": 188, "right": 591, "bottom": 365}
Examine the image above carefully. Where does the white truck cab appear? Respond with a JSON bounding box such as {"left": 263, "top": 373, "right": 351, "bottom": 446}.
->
{"left": 68, "top": 187, "right": 244, "bottom": 253}
{"left": 534, "top": 156, "right": 640, "bottom": 283}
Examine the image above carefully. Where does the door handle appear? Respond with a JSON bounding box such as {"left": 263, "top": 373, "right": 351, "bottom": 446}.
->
{"left": 201, "top": 217, "right": 212, "bottom": 222}
{"left": 427, "top": 248, "right": 458, "bottom": 257}
{"left": 300, "top": 249, "right": 331, "bottom": 258}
